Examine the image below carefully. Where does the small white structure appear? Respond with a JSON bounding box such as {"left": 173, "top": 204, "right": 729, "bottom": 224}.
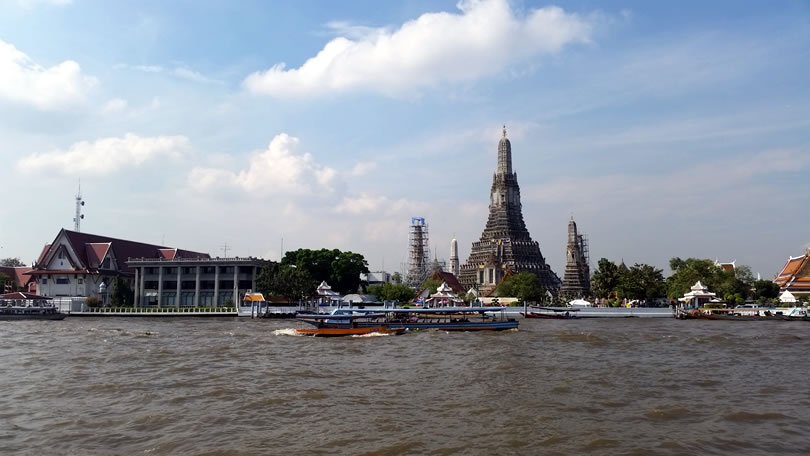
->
{"left": 779, "top": 290, "right": 797, "bottom": 304}
{"left": 427, "top": 282, "right": 462, "bottom": 307}
{"left": 569, "top": 298, "right": 592, "bottom": 308}
{"left": 316, "top": 281, "right": 342, "bottom": 306}
{"left": 679, "top": 281, "right": 720, "bottom": 309}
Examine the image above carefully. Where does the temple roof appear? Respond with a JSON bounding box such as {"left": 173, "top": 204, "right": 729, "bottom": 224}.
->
{"left": 775, "top": 253, "right": 810, "bottom": 289}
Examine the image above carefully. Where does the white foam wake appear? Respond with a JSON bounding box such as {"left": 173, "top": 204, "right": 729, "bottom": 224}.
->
{"left": 272, "top": 328, "right": 303, "bottom": 337}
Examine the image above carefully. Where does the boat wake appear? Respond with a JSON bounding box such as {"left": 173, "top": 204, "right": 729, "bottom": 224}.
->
{"left": 351, "top": 332, "right": 392, "bottom": 338}
{"left": 272, "top": 328, "right": 304, "bottom": 337}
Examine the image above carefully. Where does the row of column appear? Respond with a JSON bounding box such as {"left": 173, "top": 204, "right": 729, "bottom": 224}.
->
{"left": 133, "top": 265, "right": 257, "bottom": 307}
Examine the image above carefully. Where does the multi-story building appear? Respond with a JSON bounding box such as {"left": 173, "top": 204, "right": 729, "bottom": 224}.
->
{"left": 29, "top": 228, "right": 208, "bottom": 300}
{"left": 126, "top": 257, "right": 267, "bottom": 307}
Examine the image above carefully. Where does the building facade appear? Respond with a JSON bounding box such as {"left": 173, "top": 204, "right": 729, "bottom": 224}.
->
{"left": 560, "top": 217, "right": 590, "bottom": 298}
{"left": 29, "top": 228, "right": 208, "bottom": 300}
{"left": 126, "top": 257, "right": 267, "bottom": 307}
{"left": 458, "top": 127, "right": 560, "bottom": 296}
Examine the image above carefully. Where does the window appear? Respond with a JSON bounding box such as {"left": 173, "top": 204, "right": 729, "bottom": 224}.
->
{"left": 78, "top": 279, "right": 83, "bottom": 284}
{"left": 41, "top": 278, "right": 48, "bottom": 284}
{"left": 479, "top": 271, "right": 484, "bottom": 284}
{"left": 220, "top": 266, "right": 234, "bottom": 274}
{"left": 182, "top": 267, "right": 195, "bottom": 275}
{"left": 238, "top": 266, "right": 253, "bottom": 274}
{"left": 202, "top": 266, "right": 216, "bottom": 274}
{"left": 488, "top": 269, "right": 494, "bottom": 284}
{"left": 165, "top": 267, "right": 177, "bottom": 275}
{"left": 56, "top": 277, "right": 70, "bottom": 285}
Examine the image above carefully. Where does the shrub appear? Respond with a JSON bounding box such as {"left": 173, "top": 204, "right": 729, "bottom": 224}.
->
{"left": 85, "top": 296, "right": 102, "bottom": 308}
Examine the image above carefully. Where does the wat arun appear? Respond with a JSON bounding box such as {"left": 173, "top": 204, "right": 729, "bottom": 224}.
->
{"left": 459, "top": 127, "right": 561, "bottom": 296}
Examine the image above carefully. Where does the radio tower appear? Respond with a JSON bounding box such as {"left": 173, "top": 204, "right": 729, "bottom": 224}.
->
{"left": 405, "top": 217, "right": 430, "bottom": 286}
{"left": 73, "top": 181, "right": 86, "bottom": 232}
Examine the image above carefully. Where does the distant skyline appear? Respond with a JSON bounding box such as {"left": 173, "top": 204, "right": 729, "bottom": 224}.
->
{"left": 1, "top": 0, "right": 808, "bottom": 279}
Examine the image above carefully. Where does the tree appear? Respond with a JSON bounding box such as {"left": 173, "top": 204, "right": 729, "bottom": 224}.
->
{"left": 255, "top": 262, "right": 316, "bottom": 301}
{"left": 421, "top": 279, "right": 442, "bottom": 295}
{"left": 667, "top": 257, "right": 756, "bottom": 302}
{"left": 753, "top": 280, "right": 780, "bottom": 300}
{"left": 110, "top": 276, "right": 134, "bottom": 307}
{"left": 367, "top": 283, "right": 414, "bottom": 303}
{"left": 495, "top": 272, "right": 545, "bottom": 303}
{"left": 1, "top": 257, "right": 25, "bottom": 267}
{"left": 281, "top": 248, "right": 369, "bottom": 295}
{"left": 591, "top": 258, "right": 621, "bottom": 299}
{"left": 0, "top": 272, "right": 13, "bottom": 292}
{"left": 616, "top": 263, "right": 666, "bottom": 303}
{"left": 391, "top": 272, "right": 402, "bottom": 284}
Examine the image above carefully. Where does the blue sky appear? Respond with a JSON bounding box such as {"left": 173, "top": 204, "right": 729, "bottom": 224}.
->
{"left": 1, "top": 0, "right": 809, "bottom": 279}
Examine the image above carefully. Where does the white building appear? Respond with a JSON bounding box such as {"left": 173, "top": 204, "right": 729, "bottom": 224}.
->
{"left": 29, "top": 228, "right": 209, "bottom": 301}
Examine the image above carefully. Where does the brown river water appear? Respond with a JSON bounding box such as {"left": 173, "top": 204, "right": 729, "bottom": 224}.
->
{"left": 2, "top": 317, "right": 809, "bottom": 455}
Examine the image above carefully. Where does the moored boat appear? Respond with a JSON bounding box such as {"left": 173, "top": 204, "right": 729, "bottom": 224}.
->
{"left": 0, "top": 305, "right": 67, "bottom": 321}
{"left": 522, "top": 306, "right": 578, "bottom": 319}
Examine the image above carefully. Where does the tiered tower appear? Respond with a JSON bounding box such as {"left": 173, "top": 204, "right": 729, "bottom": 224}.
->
{"left": 459, "top": 126, "right": 560, "bottom": 296}
{"left": 560, "top": 217, "right": 590, "bottom": 298}
{"left": 405, "top": 217, "right": 430, "bottom": 286}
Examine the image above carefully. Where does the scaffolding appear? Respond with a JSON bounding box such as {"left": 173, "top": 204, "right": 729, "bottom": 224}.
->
{"left": 405, "top": 217, "right": 431, "bottom": 286}
{"left": 579, "top": 233, "right": 589, "bottom": 267}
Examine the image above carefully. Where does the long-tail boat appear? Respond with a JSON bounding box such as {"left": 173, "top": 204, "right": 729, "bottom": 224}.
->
{"left": 521, "top": 306, "right": 579, "bottom": 319}
{"left": 322, "top": 307, "right": 519, "bottom": 331}
{"left": 295, "top": 314, "right": 406, "bottom": 337}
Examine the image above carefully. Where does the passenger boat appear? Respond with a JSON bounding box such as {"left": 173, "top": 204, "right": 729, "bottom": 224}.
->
{"left": 522, "top": 306, "right": 578, "bottom": 319}
{"left": 326, "top": 307, "right": 519, "bottom": 331}
{"left": 295, "top": 314, "right": 405, "bottom": 337}
{"left": 0, "top": 305, "right": 67, "bottom": 321}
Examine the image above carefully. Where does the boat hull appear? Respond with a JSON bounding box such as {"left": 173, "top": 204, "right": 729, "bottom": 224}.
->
{"left": 0, "top": 312, "right": 67, "bottom": 321}
{"left": 295, "top": 326, "right": 405, "bottom": 337}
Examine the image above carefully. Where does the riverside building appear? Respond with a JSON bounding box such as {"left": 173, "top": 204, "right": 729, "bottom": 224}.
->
{"left": 29, "top": 228, "right": 208, "bottom": 300}
{"left": 126, "top": 257, "right": 267, "bottom": 307}
{"left": 458, "top": 126, "right": 560, "bottom": 296}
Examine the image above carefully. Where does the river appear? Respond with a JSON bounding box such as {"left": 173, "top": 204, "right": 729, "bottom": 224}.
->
{"left": 2, "top": 317, "right": 808, "bottom": 455}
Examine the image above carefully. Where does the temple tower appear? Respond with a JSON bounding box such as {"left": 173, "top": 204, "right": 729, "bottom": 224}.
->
{"left": 449, "top": 237, "right": 459, "bottom": 277}
{"left": 560, "top": 217, "right": 590, "bottom": 298}
{"left": 458, "top": 126, "right": 560, "bottom": 296}
{"left": 405, "top": 217, "right": 430, "bottom": 286}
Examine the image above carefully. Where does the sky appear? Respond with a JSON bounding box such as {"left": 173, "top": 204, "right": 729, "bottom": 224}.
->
{"left": 1, "top": 0, "right": 809, "bottom": 279}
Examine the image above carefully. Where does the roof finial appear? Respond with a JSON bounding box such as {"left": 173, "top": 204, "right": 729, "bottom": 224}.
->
{"left": 502, "top": 125, "right": 507, "bottom": 139}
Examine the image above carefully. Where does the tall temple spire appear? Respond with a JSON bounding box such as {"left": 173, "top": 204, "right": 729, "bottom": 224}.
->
{"left": 497, "top": 124, "right": 512, "bottom": 175}
{"left": 561, "top": 217, "right": 590, "bottom": 298}
{"left": 459, "top": 127, "right": 560, "bottom": 296}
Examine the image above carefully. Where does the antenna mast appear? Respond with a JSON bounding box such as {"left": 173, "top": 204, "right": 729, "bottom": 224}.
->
{"left": 73, "top": 180, "right": 85, "bottom": 232}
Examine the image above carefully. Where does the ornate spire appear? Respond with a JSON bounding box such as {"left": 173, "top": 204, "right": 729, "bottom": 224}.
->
{"left": 497, "top": 125, "right": 512, "bottom": 175}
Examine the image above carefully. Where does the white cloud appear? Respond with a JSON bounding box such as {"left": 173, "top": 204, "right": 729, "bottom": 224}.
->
{"left": 17, "top": 133, "right": 191, "bottom": 175}
{"left": 115, "top": 63, "right": 223, "bottom": 84}
{"left": 243, "top": 0, "right": 592, "bottom": 97}
{"left": 349, "top": 161, "right": 376, "bottom": 176}
{"left": 0, "top": 39, "right": 96, "bottom": 110}
{"left": 172, "top": 67, "right": 224, "bottom": 85}
{"left": 188, "top": 133, "right": 337, "bottom": 195}
{"left": 101, "top": 98, "right": 128, "bottom": 113}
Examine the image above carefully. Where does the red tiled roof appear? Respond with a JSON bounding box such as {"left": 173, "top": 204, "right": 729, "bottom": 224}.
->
{"left": 776, "top": 253, "right": 810, "bottom": 291}
{"left": 85, "top": 243, "right": 111, "bottom": 268}
{"left": 0, "top": 266, "right": 34, "bottom": 289}
{"left": 35, "top": 244, "right": 51, "bottom": 266}
{"left": 158, "top": 249, "right": 177, "bottom": 260}
{"left": 0, "top": 291, "right": 50, "bottom": 300}
{"left": 429, "top": 270, "right": 466, "bottom": 294}
{"left": 59, "top": 229, "right": 208, "bottom": 273}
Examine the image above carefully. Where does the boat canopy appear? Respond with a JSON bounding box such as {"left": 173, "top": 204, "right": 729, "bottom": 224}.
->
{"left": 243, "top": 293, "right": 265, "bottom": 302}
{"left": 335, "top": 306, "right": 506, "bottom": 314}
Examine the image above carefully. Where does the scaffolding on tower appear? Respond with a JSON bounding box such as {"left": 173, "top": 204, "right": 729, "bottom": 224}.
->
{"left": 405, "top": 217, "right": 431, "bottom": 286}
